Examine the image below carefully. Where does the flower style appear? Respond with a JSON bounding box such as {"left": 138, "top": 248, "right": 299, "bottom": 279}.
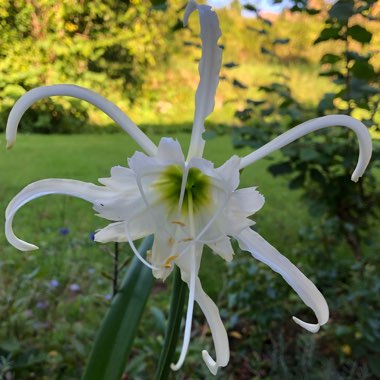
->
{"left": 4, "top": 0, "right": 372, "bottom": 376}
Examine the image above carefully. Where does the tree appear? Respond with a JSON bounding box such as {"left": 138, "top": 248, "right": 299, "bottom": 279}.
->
{"left": 0, "top": 0, "right": 172, "bottom": 133}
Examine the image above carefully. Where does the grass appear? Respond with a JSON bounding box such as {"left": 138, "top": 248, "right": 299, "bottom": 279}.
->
{"left": 0, "top": 131, "right": 307, "bottom": 257}
{"left": 0, "top": 132, "right": 378, "bottom": 379}
{"left": 128, "top": 59, "right": 334, "bottom": 128}
{"left": 0, "top": 131, "right": 309, "bottom": 301}
{"left": 0, "top": 131, "right": 312, "bottom": 378}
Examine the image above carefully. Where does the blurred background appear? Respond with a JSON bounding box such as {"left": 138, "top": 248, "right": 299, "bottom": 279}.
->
{"left": 0, "top": 0, "right": 379, "bottom": 379}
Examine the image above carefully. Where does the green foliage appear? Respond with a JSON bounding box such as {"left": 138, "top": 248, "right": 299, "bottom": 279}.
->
{"left": 0, "top": 0, "right": 172, "bottom": 134}
{"left": 1, "top": 1, "right": 380, "bottom": 378}
{"left": 0, "top": 132, "right": 306, "bottom": 378}
{"left": 233, "top": 1, "right": 380, "bottom": 377}
{"left": 83, "top": 237, "right": 154, "bottom": 380}
{"left": 234, "top": 0, "right": 380, "bottom": 258}
{"left": 154, "top": 267, "right": 187, "bottom": 380}
{"left": 218, "top": 239, "right": 380, "bottom": 379}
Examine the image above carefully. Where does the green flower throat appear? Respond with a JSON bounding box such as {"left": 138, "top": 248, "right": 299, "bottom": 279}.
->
{"left": 154, "top": 164, "right": 211, "bottom": 214}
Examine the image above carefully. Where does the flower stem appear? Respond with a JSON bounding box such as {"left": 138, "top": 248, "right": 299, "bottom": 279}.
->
{"left": 154, "top": 266, "right": 187, "bottom": 380}
{"left": 112, "top": 242, "right": 119, "bottom": 297}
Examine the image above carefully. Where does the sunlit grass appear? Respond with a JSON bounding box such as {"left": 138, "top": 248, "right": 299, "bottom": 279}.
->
{"left": 0, "top": 132, "right": 307, "bottom": 293}
{"left": 127, "top": 59, "right": 335, "bottom": 127}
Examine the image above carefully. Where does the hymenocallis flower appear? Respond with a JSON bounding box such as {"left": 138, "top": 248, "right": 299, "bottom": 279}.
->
{"left": 4, "top": 0, "right": 372, "bottom": 376}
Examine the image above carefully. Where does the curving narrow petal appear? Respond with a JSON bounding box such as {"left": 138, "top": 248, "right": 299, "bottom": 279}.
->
{"left": 6, "top": 84, "right": 157, "bottom": 156}
{"left": 171, "top": 251, "right": 198, "bottom": 372}
{"left": 236, "top": 228, "right": 329, "bottom": 333}
{"left": 6, "top": 179, "right": 113, "bottom": 251}
{"left": 240, "top": 115, "right": 372, "bottom": 182}
{"left": 184, "top": 0, "right": 222, "bottom": 160}
{"left": 195, "top": 277, "right": 230, "bottom": 375}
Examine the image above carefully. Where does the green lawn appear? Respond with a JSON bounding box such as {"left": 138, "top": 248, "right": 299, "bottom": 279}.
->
{"left": 0, "top": 131, "right": 311, "bottom": 297}
{"left": 0, "top": 132, "right": 378, "bottom": 379}
{"left": 0, "top": 131, "right": 307, "bottom": 261}
{"left": 0, "top": 131, "right": 310, "bottom": 378}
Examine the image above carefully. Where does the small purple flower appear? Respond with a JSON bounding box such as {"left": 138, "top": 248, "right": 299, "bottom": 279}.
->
{"left": 36, "top": 300, "right": 48, "bottom": 310}
{"left": 104, "top": 293, "right": 112, "bottom": 301}
{"left": 59, "top": 227, "right": 70, "bottom": 236}
{"left": 87, "top": 267, "right": 95, "bottom": 275}
{"left": 49, "top": 279, "right": 59, "bottom": 288}
{"left": 89, "top": 232, "right": 95, "bottom": 241}
{"left": 69, "top": 283, "right": 80, "bottom": 292}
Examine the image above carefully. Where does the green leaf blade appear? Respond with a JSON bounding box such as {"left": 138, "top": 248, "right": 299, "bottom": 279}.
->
{"left": 82, "top": 236, "right": 154, "bottom": 380}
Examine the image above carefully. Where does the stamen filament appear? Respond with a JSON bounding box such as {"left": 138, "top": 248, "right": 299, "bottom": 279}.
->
{"left": 171, "top": 192, "right": 197, "bottom": 371}
{"left": 174, "top": 190, "right": 232, "bottom": 263}
{"left": 170, "top": 251, "right": 196, "bottom": 371}
{"left": 124, "top": 223, "right": 160, "bottom": 270}
{"left": 178, "top": 164, "right": 189, "bottom": 215}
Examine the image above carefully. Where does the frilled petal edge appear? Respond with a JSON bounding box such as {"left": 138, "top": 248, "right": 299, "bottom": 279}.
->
{"left": 94, "top": 220, "right": 152, "bottom": 243}
{"left": 6, "top": 178, "right": 113, "bottom": 251}
{"left": 236, "top": 228, "right": 329, "bottom": 333}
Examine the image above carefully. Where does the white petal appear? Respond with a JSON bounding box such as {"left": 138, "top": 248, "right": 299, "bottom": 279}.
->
{"left": 6, "top": 84, "right": 157, "bottom": 156}
{"left": 128, "top": 151, "right": 155, "bottom": 177}
{"left": 94, "top": 219, "right": 152, "bottom": 243}
{"left": 156, "top": 138, "right": 185, "bottom": 164}
{"left": 151, "top": 233, "right": 176, "bottom": 280}
{"left": 95, "top": 222, "right": 129, "bottom": 243}
{"left": 6, "top": 179, "right": 113, "bottom": 251}
{"left": 184, "top": 0, "right": 222, "bottom": 160}
{"left": 128, "top": 138, "right": 185, "bottom": 180}
{"left": 228, "top": 187, "right": 265, "bottom": 216}
{"left": 188, "top": 157, "right": 236, "bottom": 198}
{"left": 240, "top": 115, "right": 372, "bottom": 182}
{"left": 215, "top": 155, "right": 241, "bottom": 191}
{"left": 98, "top": 166, "right": 137, "bottom": 192}
{"left": 92, "top": 192, "right": 146, "bottom": 222}
{"left": 207, "top": 235, "right": 234, "bottom": 262}
{"left": 218, "top": 217, "right": 254, "bottom": 238}
{"left": 188, "top": 157, "right": 214, "bottom": 175}
{"left": 237, "top": 228, "right": 329, "bottom": 333}
{"left": 195, "top": 277, "right": 229, "bottom": 375}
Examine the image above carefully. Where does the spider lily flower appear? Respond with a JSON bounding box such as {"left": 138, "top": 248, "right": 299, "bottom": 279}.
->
{"left": 4, "top": 0, "right": 372, "bottom": 376}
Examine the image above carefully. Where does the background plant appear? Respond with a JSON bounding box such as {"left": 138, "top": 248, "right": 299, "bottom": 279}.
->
{"left": 1, "top": 0, "right": 379, "bottom": 378}
{"left": 0, "top": 0, "right": 175, "bottom": 134}
{"left": 232, "top": 0, "right": 380, "bottom": 377}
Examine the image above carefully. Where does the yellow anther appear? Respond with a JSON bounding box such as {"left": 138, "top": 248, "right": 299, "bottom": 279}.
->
{"left": 172, "top": 220, "right": 186, "bottom": 227}
{"left": 147, "top": 249, "right": 152, "bottom": 262}
{"left": 168, "top": 237, "right": 175, "bottom": 247}
{"left": 163, "top": 255, "right": 178, "bottom": 268}
{"left": 181, "top": 237, "right": 193, "bottom": 242}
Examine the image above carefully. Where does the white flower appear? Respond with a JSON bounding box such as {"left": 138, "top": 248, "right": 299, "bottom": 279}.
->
{"left": 4, "top": 0, "right": 372, "bottom": 375}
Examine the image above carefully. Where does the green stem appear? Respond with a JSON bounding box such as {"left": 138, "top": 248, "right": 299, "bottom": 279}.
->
{"left": 112, "top": 242, "right": 119, "bottom": 296}
{"left": 82, "top": 236, "right": 154, "bottom": 380}
{"left": 154, "top": 266, "right": 187, "bottom": 380}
